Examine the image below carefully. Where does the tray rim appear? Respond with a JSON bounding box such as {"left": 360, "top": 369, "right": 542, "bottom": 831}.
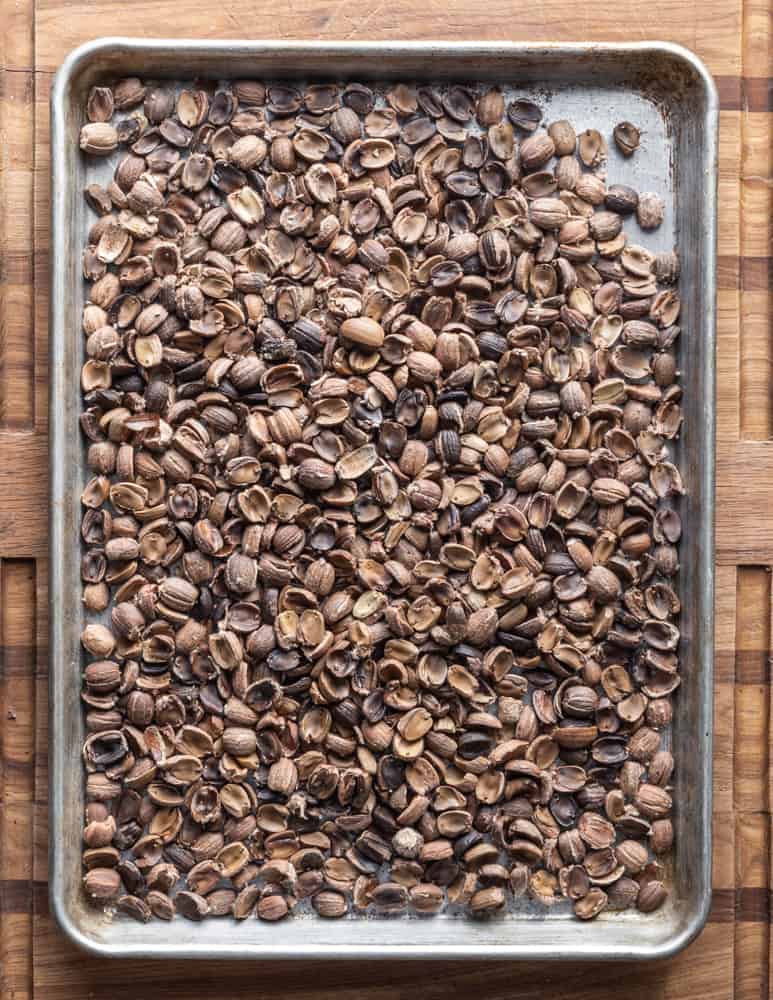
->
{"left": 49, "top": 36, "right": 717, "bottom": 961}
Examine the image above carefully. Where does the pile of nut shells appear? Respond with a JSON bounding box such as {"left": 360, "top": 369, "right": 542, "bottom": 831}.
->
{"left": 78, "top": 78, "right": 681, "bottom": 925}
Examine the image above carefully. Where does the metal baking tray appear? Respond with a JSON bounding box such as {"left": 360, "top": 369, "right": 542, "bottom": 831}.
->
{"left": 50, "top": 38, "right": 717, "bottom": 961}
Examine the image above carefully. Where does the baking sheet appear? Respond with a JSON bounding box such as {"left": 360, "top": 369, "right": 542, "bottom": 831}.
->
{"left": 49, "top": 38, "right": 717, "bottom": 960}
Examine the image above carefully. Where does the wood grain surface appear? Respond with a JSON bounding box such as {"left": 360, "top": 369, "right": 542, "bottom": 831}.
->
{"left": 0, "top": 0, "right": 771, "bottom": 996}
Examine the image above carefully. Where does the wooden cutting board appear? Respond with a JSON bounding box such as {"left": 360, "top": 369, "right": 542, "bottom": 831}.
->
{"left": 1, "top": 1, "right": 770, "bottom": 996}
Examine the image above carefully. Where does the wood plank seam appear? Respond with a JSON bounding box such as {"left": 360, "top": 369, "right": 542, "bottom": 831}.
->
{"left": 737, "top": 0, "right": 772, "bottom": 444}
{"left": 737, "top": 0, "right": 773, "bottom": 990}
{"left": 0, "top": 559, "right": 37, "bottom": 1000}
{"left": 0, "top": 65, "right": 36, "bottom": 429}
{"left": 732, "top": 567, "right": 772, "bottom": 998}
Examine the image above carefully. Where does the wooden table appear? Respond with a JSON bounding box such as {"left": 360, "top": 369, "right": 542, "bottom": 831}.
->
{"left": 0, "top": 2, "right": 770, "bottom": 996}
